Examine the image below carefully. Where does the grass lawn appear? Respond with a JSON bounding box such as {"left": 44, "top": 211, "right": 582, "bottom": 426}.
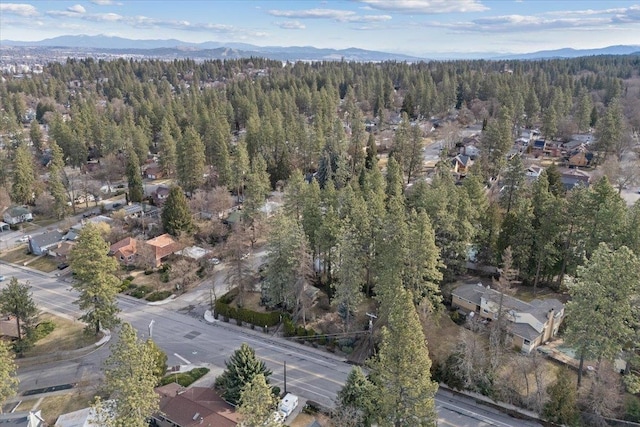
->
{"left": 20, "top": 313, "right": 96, "bottom": 358}
{"left": 26, "top": 256, "right": 58, "bottom": 273}
{"left": 30, "top": 218, "right": 59, "bottom": 227}
{"left": 290, "top": 413, "right": 332, "bottom": 427}
{"left": 19, "top": 389, "right": 96, "bottom": 425}
{"left": 0, "top": 246, "right": 31, "bottom": 263}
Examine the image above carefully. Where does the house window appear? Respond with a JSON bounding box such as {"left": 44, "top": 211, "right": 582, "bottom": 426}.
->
{"left": 482, "top": 308, "right": 488, "bottom": 313}
{"left": 523, "top": 339, "right": 531, "bottom": 345}
{"left": 120, "top": 256, "right": 124, "bottom": 260}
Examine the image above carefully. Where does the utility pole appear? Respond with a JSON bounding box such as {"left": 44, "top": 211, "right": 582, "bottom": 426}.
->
{"left": 148, "top": 319, "right": 155, "bottom": 338}
{"left": 283, "top": 361, "right": 287, "bottom": 395}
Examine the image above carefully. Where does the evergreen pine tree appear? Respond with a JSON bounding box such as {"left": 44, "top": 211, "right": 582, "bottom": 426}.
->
{"left": 161, "top": 186, "right": 193, "bottom": 237}
{"left": 215, "top": 343, "right": 272, "bottom": 406}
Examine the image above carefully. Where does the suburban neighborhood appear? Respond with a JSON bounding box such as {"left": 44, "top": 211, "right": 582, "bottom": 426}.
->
{"left": 1, "top": 8, "right": 640, "bottom": 427}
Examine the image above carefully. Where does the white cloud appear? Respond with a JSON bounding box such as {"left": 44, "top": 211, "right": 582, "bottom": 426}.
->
{"left": 267, "top": 8, "right": 391, "bottom": 23}
{"left": 90, "top": 0, "right": 115, "bottom": 5}
{"left": 85, "top": 12, "right": 123, "bottom": 22}
{"left": 67, "top": 4, "right": 86, "bottom": 14}
{"left": 355, "top": 0, "right": 488, "bottom": 14}
{"left": 0, "top": 3, "right": 38, "bottom": 17}
{"left": 276, "top": 20, "right": 306, "bottom": 30}
{"left": 429, "top": 5, "right": 640, "bottom": 33}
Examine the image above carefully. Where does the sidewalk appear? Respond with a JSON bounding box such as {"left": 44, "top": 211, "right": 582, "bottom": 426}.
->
{"left": 15, "top": 329, "right": 111, "bottom": 369}
{"left": 202, "top": 310, "right": 349, "bottom": 365}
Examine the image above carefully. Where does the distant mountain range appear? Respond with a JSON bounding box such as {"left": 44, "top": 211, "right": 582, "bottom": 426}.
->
{"left": 493, "top": 45, "right": 640, "bottom": 60}
{"left": 2, "top": 35, "right": 639, "bottom": 61}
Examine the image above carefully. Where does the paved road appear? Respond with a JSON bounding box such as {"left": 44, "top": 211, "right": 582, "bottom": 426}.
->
{"left": 4, "top": 263, "right": 542, "bottom": 426}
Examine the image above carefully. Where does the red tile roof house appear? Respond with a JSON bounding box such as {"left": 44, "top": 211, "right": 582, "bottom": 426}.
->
{"left": 145, "top": 234, "right": 181, "bottom": 268}
{"left": 153, "top": 383, "right": 238, "bottom": 427}
{"left": 109, "top": 237, "right": 138, "bottom": 265}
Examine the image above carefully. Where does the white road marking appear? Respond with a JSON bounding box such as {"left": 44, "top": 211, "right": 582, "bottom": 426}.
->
{"left": 173, "top": 353, "right": 191, "bottom": 364}
{"left": 244, "top": 336, "right": 337, "bottom": 368}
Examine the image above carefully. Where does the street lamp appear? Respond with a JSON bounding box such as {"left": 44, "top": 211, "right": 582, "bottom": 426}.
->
{"left": 148, "top": 319, "right": 155, "bottom": 338}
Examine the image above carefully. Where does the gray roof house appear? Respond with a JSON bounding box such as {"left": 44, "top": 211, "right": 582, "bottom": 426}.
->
{"left": 0, "top": 410, "right": 45, "bottom": 427}
{"left": 2, "top": 206, "right": 33, "bottom": 225}
{"left": 451, "top": 283, "right": 564, "bottom": 353}
{"left": 29, "top": 231, "right": 64, "bottom": 256}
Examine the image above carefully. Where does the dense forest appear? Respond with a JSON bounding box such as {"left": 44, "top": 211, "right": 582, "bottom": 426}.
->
{"left": 1, "top": 54, "right": 640, "bottom": 425}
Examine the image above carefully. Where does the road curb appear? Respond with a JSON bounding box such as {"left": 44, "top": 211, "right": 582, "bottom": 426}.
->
{"left": 148, "top": 294, "right": 177, "bottom": 306}
{"left": 15, "top": 329, "right": 111, "bottom": 368}
{"left": 0, "top": 259, "right": 56, "bottom": 279}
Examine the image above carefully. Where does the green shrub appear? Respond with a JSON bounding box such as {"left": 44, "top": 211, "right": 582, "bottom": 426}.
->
{"left": 144, "top": 269, "right": 154, "bottom": 275}
{"left": 159, "top": 367, "right": 210, "bottom": 387}
{"left": 296, "top": 325, "right": 307, "bottom": 338}
{"left": 213, "top": 292, "right": 282, "bottom": 328}
{"left": 159, "top": 272, "right": 170, "bottom": 283}
{"left": 130, "top": 285, "right": 152, "bottom": 299}
{"left": 283, "top": 318, "right": 295, "bottom": 337}
{"left": 159, "top": 264, "right": 171, "bottom": 273}
{"left": 33, "top": 320, "right": 55, "bottom": 341}
{"left": 146, "top": 290, "right": 172, "bottom": 302}
{"left": 625, "top": 396, "right": 640, "bottom": 422}
{"left": 118, "top": 279, "right": 132, "bottom": 292}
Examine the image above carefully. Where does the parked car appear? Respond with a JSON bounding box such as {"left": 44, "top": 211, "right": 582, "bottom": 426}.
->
{"left": 0, "top": 275, "right": 5, "bottom": 282}
{"left": 57, "top": 263, "right": 69, "bottom": 270}
{"left": 17, "top": 235, "right": 31, "bottom": 243}
{"left": 209, "top": 257, "right": 221, "bottom": 265}
{"left": 111, "top": 203, "right": 123, "bottom": 209}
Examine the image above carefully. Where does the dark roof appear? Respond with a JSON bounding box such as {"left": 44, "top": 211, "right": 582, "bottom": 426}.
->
{"left": 452, "top": 284, "right": 564, "bottom": 326}
{"left": 453, "top": 154, "right": 471, "bottom": 167}
{"left": 4, "top": 206, "right": 30, "bottom": 217}
{"left": 155, "top": 385, "right": 238, "bottom": 427}
{"left": 533, "top": 139, "right": 546, "bottom": 149}
{"left": 30, "top": 231, "right": 64, "bottom": 249}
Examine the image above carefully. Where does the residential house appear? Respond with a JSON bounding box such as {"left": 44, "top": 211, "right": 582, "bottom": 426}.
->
{"left": 144, "top": 164, "right": 164, "bottom": 180}
{"left": 562, "top": 139, "right": 585, "bottom": 152}
{"left": 525, "top": 165, "right": 544, "bottom": 181}
{"left": 145, "top": 234, "right": 180, "bottom": 268}
{"left": 568, "top": 150, "right": 594, "bottom": 168}
{"left": 152, "top": 186, "right": 171, "bottom": 207}
{"left": 3, "top": 206, "right": 33, "bottom": 225}
{"left": 451, "top": 154, "right": 473, "bottom": 176}
{"left": 29, "top": 231, "right": 64, "bottom": 256}
{"left": 0, "top": 411, "right": 46, "bottom": 427}
{"left": 120, "top": 203, "right": 144, "bottom": 219}
{"left": 532, "top": 139, "right": 546, "bottom": 157}
{"left": 109, "top": 237, "right": 138, "bottom": 265}
{"left": 71, "top": 216, "right": 113, "bottom": 233}
{"left": 561, "top": 169, "right": 591, "bottom": 191}
{"left": 49, "top": 241, "right": 76, "bottom": 262}
{"left": 451, "top": 283, "right": 564, "bottom": 353}
{"left": 461, "top": 143, "right": 480, "bottom": 160}
{"left": 153, "top": 383, "right": 238, "bottom": 427}
{"left": 55, "top": 402, "right": 113, "bottom": 426}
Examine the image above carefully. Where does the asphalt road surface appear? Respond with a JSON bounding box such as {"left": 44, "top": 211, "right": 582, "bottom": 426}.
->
{"left": 3, "top": 262, "right": 542, "bottom": 426}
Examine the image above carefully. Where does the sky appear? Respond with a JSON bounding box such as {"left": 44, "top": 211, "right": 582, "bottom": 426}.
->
{"left": 1, "top": 1, "right": 640, "bottom": 56}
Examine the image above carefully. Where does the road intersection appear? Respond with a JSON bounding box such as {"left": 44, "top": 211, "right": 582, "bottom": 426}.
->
{"left": 1, "top": 260, "right": 542, "bottom": 426}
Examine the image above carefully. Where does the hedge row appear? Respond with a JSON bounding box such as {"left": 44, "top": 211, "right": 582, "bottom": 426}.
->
{"left": 214, "top": 293, "right": 282, "bottom": 327}
{"left": 159, "top": 367, "right": 210, "bottom": 387}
